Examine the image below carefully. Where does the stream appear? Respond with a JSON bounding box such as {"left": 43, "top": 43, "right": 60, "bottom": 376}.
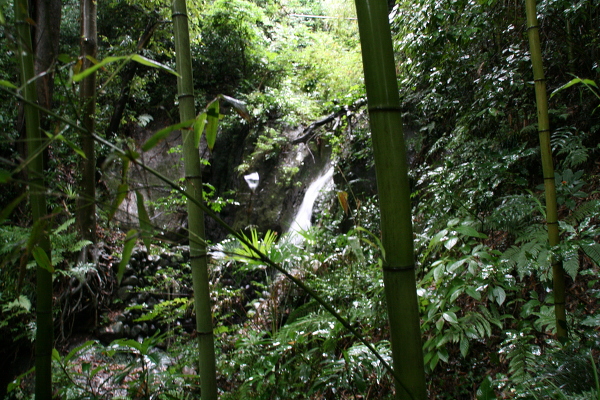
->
{"left": 288, "top": 165, "right": 334, "bottom": 243}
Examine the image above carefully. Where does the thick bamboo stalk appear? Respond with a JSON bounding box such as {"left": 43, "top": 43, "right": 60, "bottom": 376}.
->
{"left": 14, "top": 0, "right": 53, "bottom": 398}
{"left": 353, "top": 1, "right": 427, "bottom": 399}
{"left": 78, "top": 0, "right": 97, "bottom": 246}
{"left": 171, "top": 1, "right": 218, "bottom": 398}
{"left": 525, "top": 0, "right": 567, "bottom": 340}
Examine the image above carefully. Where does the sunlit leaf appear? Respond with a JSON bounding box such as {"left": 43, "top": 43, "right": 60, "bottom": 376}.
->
{"left": 142, "top": 119, "right": 194, "bottom": 152}
{"left": 220, "top": 94, "right": 251, "bottom": 121}
{"left": 117, "top": 230, "right": 137, "bottom": 284}
{"left": 131, "top": 54, "right": 179, "bottom": 77}
{"left": 72, "top": 55, "right": 127, "bottom": 82}
{"left": 32, "top": 246, "right": 54, "bottom": 273}
{"left": 442, "top": 311, "right": 458, "bottom": 324}
{"left": 0, "top": 80, "right": 17, "bottom": 89}
{"left": 193, "top": 113, "right": 207, "bottom": 149}
{"left": 492, "top": 286, "right": 506, "bottom": 306}
{"left": 205, "top": 99, "right": 220, "bottom": 151}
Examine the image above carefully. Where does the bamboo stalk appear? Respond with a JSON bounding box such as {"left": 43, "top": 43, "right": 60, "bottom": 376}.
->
{"left": 353, "top": 1, "right": 427, "bottom": 399}
{"left": 525, "top": 0, "right": 567, "bottom": 340}
{"left": 78, "top": 0, "right": 97, "bottom": 247}
{"left": 171, "top": 1, "right": 218, "bottom": 398}
{"left": 14, "top": 0, "right": 53, "bottom": 398}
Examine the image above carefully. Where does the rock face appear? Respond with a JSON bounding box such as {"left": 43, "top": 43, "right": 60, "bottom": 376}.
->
{"left": 107, "top": 111, "right": 334, "bottom": 242}
{"left": 98, "top": 247, "right": 193, "bottom": 343}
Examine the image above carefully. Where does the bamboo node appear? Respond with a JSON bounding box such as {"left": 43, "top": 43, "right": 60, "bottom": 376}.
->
{"left": 527, "top": 24, "right": 540, "bottom": 31}
{"left": 189, "top": 254, "right": 207, "bottom": 260}
{"left": 382, "top": 264, "right": 414, "bottom": 272}
{"left": 368, "top": 106, "right": 402, "bottom": 113}
{"left": 177, "top": 93, "right": 194, "bottom": 100}
{"left": 171, "top": 11, "right": 188, "bottom": 18}
{"left": 185, "top": 175, "right": 203, "bottom": 180}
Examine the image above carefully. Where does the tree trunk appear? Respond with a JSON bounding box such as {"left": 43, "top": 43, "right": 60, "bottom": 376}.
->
{"left": 525, "top": 0, "right": 567, "bottom": 340}
{"left": 78, "top": 0, "right": 97, "bottom": 248}
{"left": 14, "top": 0, "right": 53, "bottom": 398}
{"left": 172, "top": 1, "right": 218, "bottom": 399}
{"left": 353, "top": 1, "right": 427, "bottom": 399}
{"left": 32, "top": 0, "right": 61, "bottom": 116}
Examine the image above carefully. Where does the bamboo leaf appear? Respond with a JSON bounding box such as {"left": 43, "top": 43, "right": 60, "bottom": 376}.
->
{"left": 32, "top": 246, "right": 54, "bottom": 273}
{"left": 72, "top": 55, "right": 127, "bottom": 82}
{"left": 108, "top": 183, "right": 129, "bottom": 221}
{"left": 220, "top": 94, "right": 251, "bottom": 121}
{"left": 205, "top": 99, "right": 220, "bottom": 151}
{"left": 142, "top": 119, "right": 194, "bottom": 151}
{"left": 45, "top": 132, "right": 86, "bottom": 159}
{"left": 135, "top": 191, "right": 152, "bottom": 251}
{"left": 117, "top": 230, "right": 137, "bottom": 284}
{"left": 0, "top": 80, "right": 17, "bottom": 89}
{"left": 337, "top": 191, "right": 349, "bottom": 215}
{"left": 131, "top": 54, "right": 179, "bottom": 77}
{"left": 194, "top": 113, "right": 207, "bottom": 149}
{"left": 551, "top": 77, "right": 599, "bottom": 98}
{"left": 0, "top": 193, "right": 26, "bottom": 222}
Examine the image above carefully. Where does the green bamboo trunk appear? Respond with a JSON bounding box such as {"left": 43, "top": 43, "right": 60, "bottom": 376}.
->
{"left": 525, "top": 0, "right": 567, "bottom": 340}
{"left": 14, "top": 0, "right": 53, "bottom": 398}
{"left": 171, "top": 1, "right": 218, "bottom": 398}
{"left": 353, "top": 1, "right": 427, "bottom": 399}
{"left": 79, "top": 0, "right": 97, "bottom": 246}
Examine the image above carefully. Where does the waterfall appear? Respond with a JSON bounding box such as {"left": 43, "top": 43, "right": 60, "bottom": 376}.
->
{"left": 288, "top": 165, "right": 334, "bottom": 242}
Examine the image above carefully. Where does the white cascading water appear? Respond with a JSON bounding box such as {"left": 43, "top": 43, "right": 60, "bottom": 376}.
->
{"left": 288, "top": 165, "right": 334, "bottom": 243}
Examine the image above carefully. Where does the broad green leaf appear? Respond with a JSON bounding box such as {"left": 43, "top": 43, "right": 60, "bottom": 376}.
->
{"left": 135, "top": 191, "right": 152, "bottom": 251}
{"left": 131, "top": 54, "right": 179, "bottom": 77}
{"left": 442, "top": 311, "right": 458, "bottom": 324}
{"left": 117, "top": 230, "right": 137, "bottom": 284}
{"left": 492, "top": 286, "right": 506, "bottom": 306}
{"left": 455, "top": 225, "right": 487, "bottom": 239}
{"left": 435, "top": 316, "right": 445, "bottom": 330}
{"left": 193, "top": 113, "right": 207, "bottom": 149}
{"left": 476, "top": 376, "right": 496, "bottom": 400}
{"left": 52, "top": 349, "right": 60, "bottom": 362}
{"left": 444, "top": 236, "right": 459, "bottom": 250}
{"left": 459, "top": 336, "right": 469, "bottom": 358}
{"left": 32, "top": 246, "right": 54, "bottom": 273}
{"left": 108, "top": 183, "right": 129, "bottom": 221}
{"left": 0, "top": 80, "right": 17, "bottom": 89}
{"left": 142, "top": 119, "right": 194, "bottom": 151}
{"left": 72, "top": 55, "right": 127, "bottom": 82}
{"left": 465, "top": 287, "right": 482, "bottom": 300}
{"left": 205, "top": 99, "right": 220, "bottom": 151}
{"left": 0, "top": 193, "right": 26, "bottom": 222}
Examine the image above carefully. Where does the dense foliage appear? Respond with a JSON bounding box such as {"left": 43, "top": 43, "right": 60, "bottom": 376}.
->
{"left": 1, "top": 0, "right": 599, "bottom": 398}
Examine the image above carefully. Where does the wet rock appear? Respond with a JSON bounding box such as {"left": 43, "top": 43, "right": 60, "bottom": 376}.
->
{"left": 117, "top": 286, "right": 134, "bottom": 301}
{"left": 131, "top": 324, "right": 143, "bottom": 337}
{"left": 121, "top": 275, "right": 140, "bottom": 286}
